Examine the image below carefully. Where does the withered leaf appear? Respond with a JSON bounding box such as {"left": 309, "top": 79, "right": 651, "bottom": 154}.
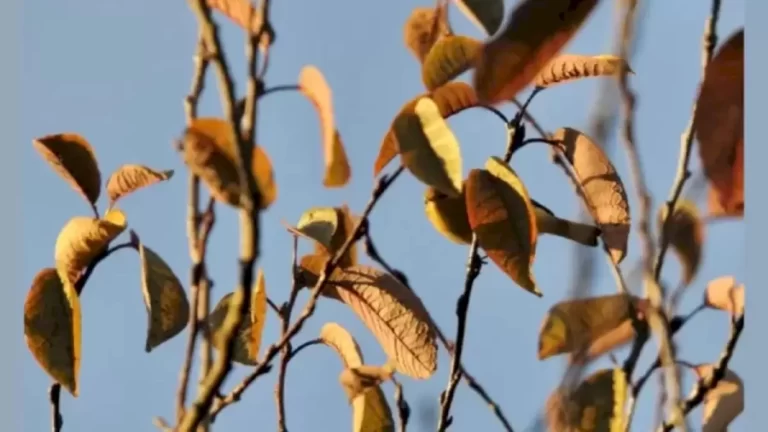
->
{"left": 693, "top": 366, "right": 744, "bottom": 431}
{"left": 703, "top": 276, "right": 744, "bottom": 318}
{"left": 403, "top": 7, "right": 451, "bottom": 63}
{"left": 454, "top": 0, "right": 504, "bottom": 36}
{"left": 33, "top": 133, "right": 102, "bottom": 209}
{"left": 658, "top": 199, "right": 704, "bottom": 286}
{"left": 339, "top": 364, "right": 395, "bottom": 403}
{"left": 106, "top": 164, "right": 174, "bottom": 207}
{"left": 206, "top": 0, "right": 272, "bottom": 47}
{"left": 532, "top": 200, "right": 601, "bottom": 247}
{"left": 286, "top": 206, "right": 340, "bottom": 252}
{"left": 534, "top": 54, "right": 631, "bottom": 88}
{"left": 546, "top": 368, "right": 628, "bottom": 431}
{"left": 421, "top": 35, "right": 482, "bottom": 91}
{"left": 320, "top": 322, "right": 365, "bottom": 368}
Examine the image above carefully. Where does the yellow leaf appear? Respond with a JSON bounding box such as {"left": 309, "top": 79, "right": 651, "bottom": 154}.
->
{"left": 546, "top": 368, "right": 628, "bottom": 432}
{"left": 421, "top": 35, "right": 482, "bottom": 91}
{"left": 375, "top": 82, "right": 478, "bottom": 177}
{"left": 106, "top": 164, "right": 174, "bottom": 206}
{"left": 206, "top": 269, "right": 268, "bottom": 365}
{"left": 403, "top": 7, "right": 451, "bottom": 63}
{"left": 454, "top": 0, "right": 504, "bottom": 36}
{"left": 33, "top": 133, "right": 102, "bottom": 209}
{"left": 298, "top": 66, "right": 351, "bottom": 188}
{"left": 134, "top": 233, "right": 190, "bottom": 352}
{"left": 320, "top": 322, "right": 365, "bottom": 368}
{"left": 206, "top": 0, "right": 272, "bottom": 47}
{"left": 473, "top": 0, "right": 599, "bottom": 104}
{"left": 181, "top": 117, "right": 278, "bottom": 210}
{"left": 465, "top": 157, "right": 540, "bottom": 296}
{"left": 693, "top": 366, "right": 744, "bottom": 431}
{"left": 24, "top": 268, "right": 82, "bottom": 397}
{"left": 694, "top": 29, "right": 744, "bottom": 218}
{"left": 394, "top": 97, "right": 463, "bottom": 197}
{"left": 54, "top": 209, "right": 127, "bottom": 287}
{"left": 703, "top": 276, "right": 745, "bottom": 317}
{"left": 339, "top": 364, "right": 395, "bottom": 403}
{"left": 313, "top": 205, "right": 360, "bottom": 269}
{"left": 534, "top": 54, "right": 631, "bottom": 88}
{"left": 424, "top": 185, "right": 473, "bottom": 245}
{"left": 658, "top": 199, "right": 705, "bottom": 286}
{"left": 552, "top": 127, "right": 631, "bottom": 264}
{"left": 286, "top": 207, "right": 340, "bottom": 251}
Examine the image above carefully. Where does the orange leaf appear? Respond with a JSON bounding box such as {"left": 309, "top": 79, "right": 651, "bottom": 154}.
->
{"left": 403, "top": 7, "right": 451, "bottom": 63}
{"left": 703, "top": 276, "right": 744, "bottom": 317}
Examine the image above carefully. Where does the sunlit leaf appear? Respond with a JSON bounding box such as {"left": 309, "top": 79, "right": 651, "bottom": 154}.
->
{"left": 206, "top": 0, "right": 272, "bottom": 47}
{"left": 694, "top": 29, "right": 744, "bottom": 218}
{"left": 393, "top": 97, "right": 463, "bottom": 197}
{"left": 320, "top": 322, "right": 364, "bottom": 368}
{"left": 181, "top": 117, "right": 278, "bottom": 209}
{"left": 546, "top": 368, "right": 628, "bottom": 431}
{"left": 658, "top": 199, "right": 704, "bottom": 286}
{"left": 133, "top": 231, "right": 189, "bottom": 352}
{"left": 465, "top": 157, "right": 540, "bottom": 296}
{"left": 532, "top": 200, "right": 601, "bottom": 247}
{"left": 312, "top": 205, "right": 360, "bottom": 268}
{"left": 534, "top": 54, "right": 631, "bottom": 89}
{"left": 339, "top": 364, "right": 395, "bottom": 403}
{"left": 454, "top": 0, "right": 504, "bottom": 36}
{"left": 403, "top": 7, "right": 451, "bottom": 63}
{"left": 54, "top": 208, "right": 127, "bottom": 287}
{"left": 703, "top": 276, "right": 744, "bottom": 317}
{"left": 421, "top": 35, "right": 482, "bottom": 91}
{"left": 424, "top": 184, "right": 473, "bottom": 245}
{"left": 474, "top": 0, "right": 599, "bottom": 104}
{"left": 24, "top": 268, "right": 81, "bottom": 397}
{"left": 298, "top": 65, "right": 351, "bottom": 188}
{"left": 206, "top": 269, "right": 268, "bottom": 365}
{"left": 375, "top": 82, "right": 478, "bottom": 177}
{"left": 106, "top": 164, "right": 174, "bottom": 207}
{"left": 693, "top": 366, "right": 744, "bottom": 431}
{"left": 33, "top": 133, "right": 102, "bottom": 209}
{"left": 553, "top": 127, "right": 631, "bottom": 264}
{"left": 286, "top": 207, "right": 340, "bottom": 251}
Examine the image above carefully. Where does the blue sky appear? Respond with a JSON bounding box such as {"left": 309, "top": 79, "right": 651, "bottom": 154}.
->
{"left": 16, "top": 0, "right": 752, "bottom": 431}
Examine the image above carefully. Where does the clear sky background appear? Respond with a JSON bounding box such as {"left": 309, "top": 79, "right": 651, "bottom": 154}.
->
{"left": 15, "top": 0, "right": 752, "bottom": 431}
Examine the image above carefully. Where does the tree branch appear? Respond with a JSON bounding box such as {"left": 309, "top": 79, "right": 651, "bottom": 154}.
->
{"left": 393, "top": 378, "right": 410, "bottom": 432}
{"left": 275, "top": 235, "right": 300, "bottom": 432}
{"left": 49, "top": 383, "right": 62, "bottom": 432}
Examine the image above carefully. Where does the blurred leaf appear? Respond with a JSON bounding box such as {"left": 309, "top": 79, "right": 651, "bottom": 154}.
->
{"left": 106, "top": 164, "right": 174, "bottom": 207}
{"left": 553, "top": 127, "right": 631, "bottom": 264}
{"left": 181, "top": 117, "right": 277, "bottom": 209}
{"left": 375, "top": 82, "right": 478, "bottom": 177}
{"left": 454, "top": 0, "right": 504, "bottom": 35}
{"left": 403, "top": 7, "right": 451, "bottom": 63}
{"left": 24, "top": 268, "right": 81, "bottom": 397}
{"left": 206, "top": 0, "right": 272, "bottom": 47}
{"left": 465, "top": 157, "right": 540, "bottom": 296}
{"left": 33, "top": 133, "right": 102, "bottom": 209}
{"left": 658, "top": 199, "right": 704, "bottom": 286}
{"left": 286, "top": 207, "right": 340, "bottom": 251}
{"left": 693, "top": 366, "right": 744, "bottom": 431}
{"left": 320, "top": 322, "right": 365, "bottom": 368}
{"left": 133, "top": 232, "right": 189, "bottom": 352}
{"left": 703, "top": 276, "right": 745, "bottom": 317}
{"left": 546, "top": 368, "right": 628, "bottom": 431}
{"left": 421, "top": 35, "right": 482, "bottom": 91}
{"left": 534, "top": 54, "right": 631, "bottom": 88}
{"left": 393, "top": 97, "right": 463, "bottom": 197}
{"left": 694, "top": 29, "right": 744, "bottom": 218}
{"left": 424, "top": 184, "right": 473, "bottom": 245}
{"left": 54, "top": 208, "right": 127, "bottom": 287}
{"left": 474, "top": 0, "right": 599, "bottom": 104}
{"left": 532, "top": 200, "right": 601, "bottom": 247}
{"left": 339, "top": 364, "right": 396, "bottom": 403}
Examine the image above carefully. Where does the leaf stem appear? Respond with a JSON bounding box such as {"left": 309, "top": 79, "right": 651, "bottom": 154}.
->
{"left": 260, "top": 84, "right": 300, "bottom": 98}
{"left": 49, "top": 383, "right": 63, "bottom": 432}
{"left": 393, "top": 378, "right": 410, "bottom": 432}
{"left": 74, "top": 242, "right": 133, "bottom": 295}
{"left": 284, "top": 338, "right": 323, "bottom": 363}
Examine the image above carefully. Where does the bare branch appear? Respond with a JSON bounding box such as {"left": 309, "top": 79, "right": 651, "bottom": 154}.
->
{"left": 275, "top": 235, "right": 300, "bottom": 432}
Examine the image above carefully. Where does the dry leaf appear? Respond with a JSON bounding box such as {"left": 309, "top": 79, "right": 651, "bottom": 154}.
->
{"left": 206, "top": 0, "right": 272, "bottom": 47}
{"left": 545, "top": 368, "right": 628, "bottom": 431}
{"left": 474, "top": 0, "right": 599, "bottom": 104}
{"left": 320, "top": 322, "right": 365, "bottom": 368}
{"left": 703, "top": 276, "right": 745, "bottom": 317}
{"left": 24, "top": 268, "right": 82, "bottom": 397}
{"left": 286, "top": 207, "right": 340, "bottom": 251}
{"left": 134, "top": 233, "right": 190, "bottom": 352}
{"left": 312, "top": 205, "right": 360, "bottom": 269}
{"left": 375, "top": 82, "right": 478, "bottom": 177}
{"left": 393, "top": 97, "right": 463, "bottom": 197}
{"left": 298, "top": 65, "right": 351, "bottom": 188}
{"left": 424, "top": 184, "right": 473, "bottom": 245}
{"left": 694, "top": 29, "right": 744, "bottom": 218}
{"left": 693, "top": 366, "right": 744, "bottom": 431}
{"left": 106, "top": 164, "right": 174, "bottom": 206}
{"left": 532, "top": 200, "right": 601, "bottom": 247}
{"left": 534, "top": 54, "right": 631, "bottom": 88}
{"left": 54, "top": 208, "right": 127, "bottom": 287}
{"left": 553, "top": 127, "right": 631, "bottom": 264}
{"left": 181, "top": 118, "right": 278, "bottom": 209}
{"left": 339, "top": 364, "right": 396, "bottom": 403}
{"left": 454, "top": 0, "right": 504, "bottom": 36}
{"left": 403, "top": 7, "right": 451, "bottom": 62}
{"left": 465, "top": 157, "right": 540, "bottom": 296}
{"left": 33, "top": 133, "right": 102, "bottom": 209}
{"left": 658, "top": 199, "right": 705, "bottom": 286}
{"left": 325, "top": 265, "right": 438, "bottom": 379}
{"left": 538, "top": 294, "right": 646, "bottom": 360}
{"left": 206, "top": 269, "right": 268, "bottom": 365}
{"left": 421, "top": 35, "right": 482, "bottom": 91}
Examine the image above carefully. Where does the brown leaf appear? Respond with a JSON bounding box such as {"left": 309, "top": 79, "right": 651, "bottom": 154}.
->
{"left": 474, "top": 0, "right": 599, "bottom": 104}
{"left": 694, "top": 29, "right": 744, "bottom": 218}
{"left": 454, "top": 0, "right": 504, "bottom": 36}
{"left": 375, "top": 82, "right": 478, "bottom": 177}
{"left": 703, "top": 276, "right": 744, "bottom": 317}
{"left": 33, "top": 133, "right": 102, "bottom": 209}
{"left": 421, "top": 35, "right": 482, "bottom": 91}
{"left": 286, "top": 207, "right": 340, "bottom": 252}
{"left": 693, "top": 366, "right": 744, "bottom": 431}
{"left": 658, "top": 199, "right": 705, "bottom": 286}
{"left": 206, "top": 0, "right": 273, "bottom": 47}
{"left": 403, "top": 7, "right": 451, "bottom": 63}
{"left": 465, "top": 157, "right": 541, "bottom": 296}
{"left": 24, "top": 268, "right": 82, "bottom": 397}
{"left": 553, "top": 127, "right": 631, "bottom": 264}
{"left": 312, "top": 205, "right": 360, "bottom": 268}
{"left": 532, "top": 200, "right": 601, "bottom": 247}
{"left": 534, "top": 54, "right": 631, "bottom": 88}
{"left": 339, "top": 364, "right": 395, "bottom": 403}
{"left": 106, "top": 164, "right": 174, "bottom": 206}
{"left": 424, "top": 184, "right": 473, "bottom": 245}
{"left": 546, "top": 368, "right": 628, "bottom": 431}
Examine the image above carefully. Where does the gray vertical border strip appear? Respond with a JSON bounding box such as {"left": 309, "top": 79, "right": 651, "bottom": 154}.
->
{"left": 744, "top": 0, "right": 763, "bottom": 426}
{"left": 0, "top": 0, "right": 21, "bottom": 430}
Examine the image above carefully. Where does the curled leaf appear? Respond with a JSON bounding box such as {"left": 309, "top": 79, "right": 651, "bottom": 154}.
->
{"left": 703, "top": 276, "right": 744, "bottom": 317}
{"left": 658, "top": 199, "right": 704, "bottom": 286}
{"left": 532, "top": 200, "right": 601, "bottom": 247}
{"left": 339, "top": 364, "right": 395, "bottom": 403}
{"left": 54, "top": 208, "right": 127, "bottom": 287}
{"left": 286, "top": 207, "right": 340, "bottom": 251}
{"left": 454, "top": 0, "right": 504, "bottom": 36}
{"left": 33, "top": 133, "right": 102, "bottom": 209}
{"left": 106, "top": 164, "right": 174, "bottom": 206}
{"left": 299, "top": 65, "right": 351, "bottom": 188}
{"left": 393, "top": 97, "right": 463, "bottom": 197}
{"left": 421, "top": 35, "right": 482, "bottom": 91}
{"left": 474, "top": 0, "right": 599, "bottom": 104}
{"left": 313, "top": 205, "right": 360, "bottom": 268}
{"left": 403, "top": 7, "right": 451, "bottom": 62}
{"left": 693, "top": 366, "right": 744, "bottom": 431}
{"left": 465, "top": 157, "right": 540, "bottom": 296}
{"left": 24, "top": 268, "right": 82, "bottom": 397}
{"left": 546, "top": 368, "right": 628, "bottom": 431}
{"left": 534, "top": 54, "right": 631, "bottom": 88}
{"left": 375, "top": 82, "right": 478, "bottom": 177}
{"left": 424, "top": 185, "right": 473, "bottom": 245}
{"left": 553, "top": 127, "right": 631, "bottom": 264}
{"left": 320, "top": 322, "right": 364, "bottom": 368}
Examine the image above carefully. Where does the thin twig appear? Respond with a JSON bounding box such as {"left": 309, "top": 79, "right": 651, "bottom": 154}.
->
{"left": 285, "top": 339, "right": 323, "bottom": 363}
{"left": 260, "top": 84, "right": 300, "bottom": 98}
{"left": 74, "top": 242, "right": 133, "bottom": 295}
{"left": 275, "top": 235, "right": 300, "bottom": 432}
{"left": 393, "top": 378, "right": 410, "bottom": 432}
{"left": 49, "top": 383, "right": 62, "bottom": 432}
